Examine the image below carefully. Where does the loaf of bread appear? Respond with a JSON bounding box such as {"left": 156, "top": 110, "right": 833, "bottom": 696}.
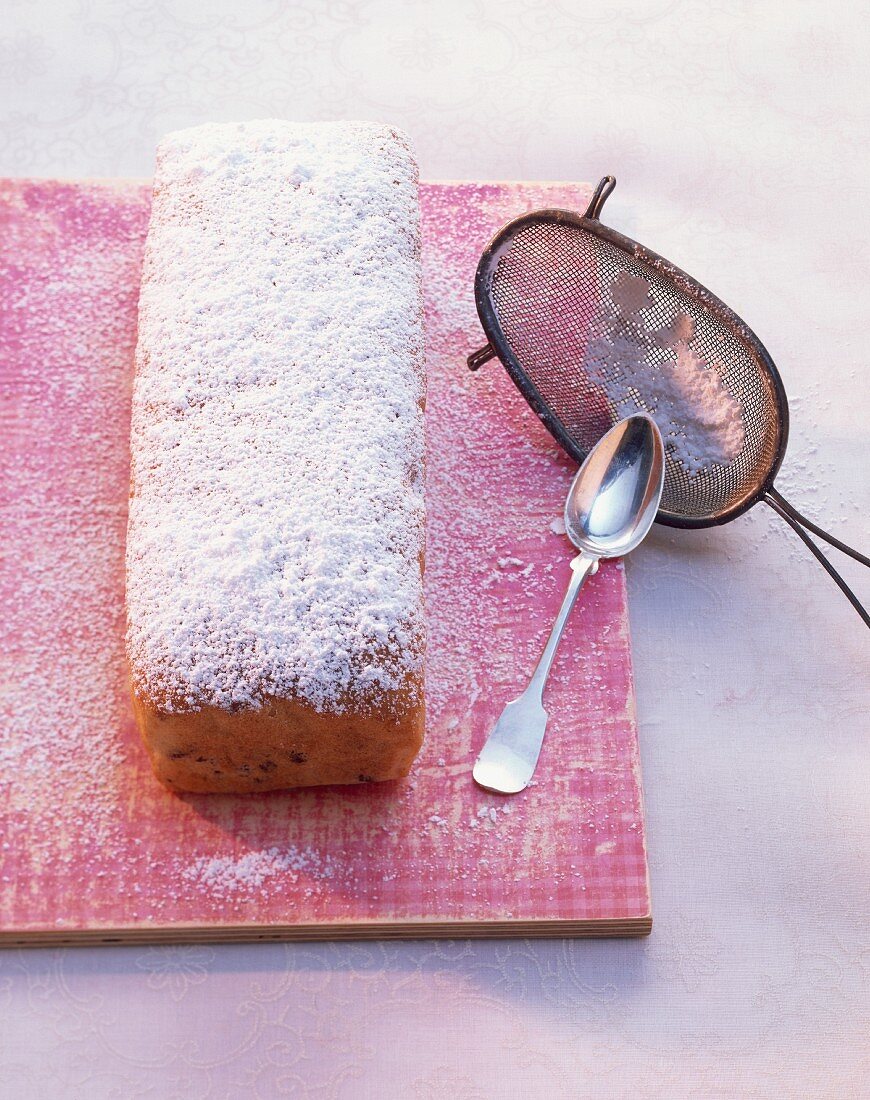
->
{"left": 125, "top": 120, "right": 426, "bottom": 793}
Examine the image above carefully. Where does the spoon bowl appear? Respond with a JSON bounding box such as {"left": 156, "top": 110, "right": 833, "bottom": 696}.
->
{"left": 565, "top": 414, "right": 664, "bottom": 558}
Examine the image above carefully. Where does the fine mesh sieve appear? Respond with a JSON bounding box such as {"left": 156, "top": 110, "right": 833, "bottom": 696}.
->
{"left": 467, "top": 176, "right": 869, "bottom": 625}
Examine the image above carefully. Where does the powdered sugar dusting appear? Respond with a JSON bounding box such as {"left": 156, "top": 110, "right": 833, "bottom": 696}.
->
{"left": 183, "top": 846, "right": 336, "bottom": 898}
{"left": 585, "top": 271, "right": 746, "bottom": 475}
{"left": 126, "top": 121, "right": 426, "bottom": 715}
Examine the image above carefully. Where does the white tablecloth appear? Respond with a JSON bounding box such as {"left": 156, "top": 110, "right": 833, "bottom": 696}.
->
{"left": 1, "top": 2, "right": 867, "bottom": 1096}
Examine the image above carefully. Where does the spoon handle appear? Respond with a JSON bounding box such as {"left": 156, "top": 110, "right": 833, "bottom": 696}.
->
{"left": 473, "top": 552, "right": 599, "bottom": 795}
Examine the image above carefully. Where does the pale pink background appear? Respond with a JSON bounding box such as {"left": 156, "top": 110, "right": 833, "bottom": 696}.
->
{"left": 0, "top": 1, "right": 868, "bottom": 1097}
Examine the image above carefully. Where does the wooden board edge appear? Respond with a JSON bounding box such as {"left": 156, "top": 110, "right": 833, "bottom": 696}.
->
{"left": 1, "top": 916, "right": 652, "bottom": 947}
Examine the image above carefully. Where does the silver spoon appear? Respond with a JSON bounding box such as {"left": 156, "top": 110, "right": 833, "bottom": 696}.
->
{"left": 473, "top": 414, "right": 665, "bottom": 795}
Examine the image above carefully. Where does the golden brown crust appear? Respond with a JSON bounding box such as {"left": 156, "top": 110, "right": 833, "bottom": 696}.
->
{"left": 133, "top": 682, "right": 424, "bottom": 794}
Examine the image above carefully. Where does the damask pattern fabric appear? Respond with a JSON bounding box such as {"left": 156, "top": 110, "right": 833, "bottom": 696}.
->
{"left": 0, "top": 1, "right": 867, "bottom": 1096}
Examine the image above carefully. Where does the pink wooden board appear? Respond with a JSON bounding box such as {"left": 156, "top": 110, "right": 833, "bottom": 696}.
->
{"left": 0, "top": 178, "right": 650, "bottom": 942}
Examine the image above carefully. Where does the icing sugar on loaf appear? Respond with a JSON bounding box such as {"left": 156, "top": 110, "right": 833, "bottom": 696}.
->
{"left": 126, "top": 120, "right": 426, "bottom": 718}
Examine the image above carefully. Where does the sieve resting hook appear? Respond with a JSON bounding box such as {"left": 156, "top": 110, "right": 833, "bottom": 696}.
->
{"left": 467, "top": 342, "right": 496, "bottom": 371}
{"left": 467, "top": 175, "right": 618, "bottom": 371}
{"left": 583, "top": 175, "right": 617, "bottom": 221}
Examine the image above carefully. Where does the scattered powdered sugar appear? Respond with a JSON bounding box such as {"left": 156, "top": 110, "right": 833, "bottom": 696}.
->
{"left": 182, "top": 846, "right": 336, "bottom": 897}
{"left": 465, "top": 803, "right": 514, "bottom": 831}
{"left": 498, "top": 556, "right": 524, "bottom": 569}
{"left": 584, "top": 270, "right": 745, "bottom": 475}
{"left": 126, "top": 120, "right": 426, "bottom": 715}
{"left": 0, "top": 181, "right": 148, "bottom": 850}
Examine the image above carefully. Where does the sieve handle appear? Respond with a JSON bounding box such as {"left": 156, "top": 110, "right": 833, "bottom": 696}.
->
{"left": 763, "top": 488, "right": 869, "bottom": 628}
{"left": 764, "top": 487, "right": 869, "bottom": 567}
{"left": 472, "top": 552, "right": 599, "bottom": 794}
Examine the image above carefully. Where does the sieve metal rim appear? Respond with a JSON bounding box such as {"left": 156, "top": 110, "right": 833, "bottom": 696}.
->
{"left": 470, "top": 205, "right": 791, "bottom": 530}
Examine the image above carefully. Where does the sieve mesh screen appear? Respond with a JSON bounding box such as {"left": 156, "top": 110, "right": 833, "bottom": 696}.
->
{"left": 484, "top": 216, "right": 783, "bottom": 522}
